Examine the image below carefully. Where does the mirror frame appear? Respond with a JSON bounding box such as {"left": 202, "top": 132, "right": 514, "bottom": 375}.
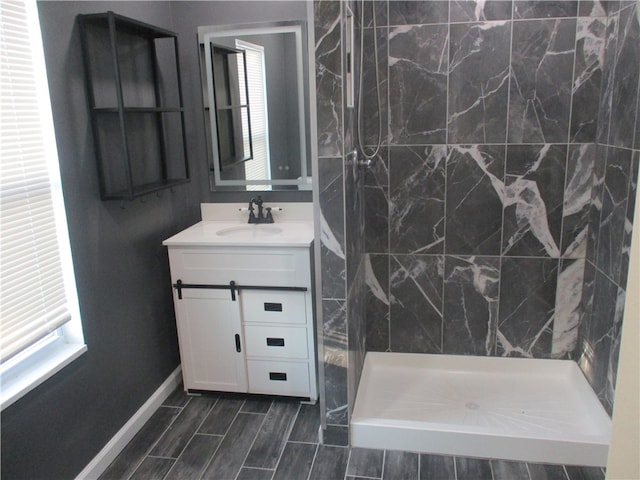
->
{"left": 198, "top": 21, "right": 309, "bottom": 189}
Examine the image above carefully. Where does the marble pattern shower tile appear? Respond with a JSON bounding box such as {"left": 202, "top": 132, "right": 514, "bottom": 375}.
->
{"left": 364, "top": 148, "right": 389, "bottom": 254}
{"left": 315, "top": 0, "right": 343, "bottom": 157}
{"left": 513, "top": 1, "right": 579, "bottom": 19}
{"left": 578, "top": 0, "right": 607, "bottom": 17}
{"left": 619, "top": 151, "right": 638, "bottom": 289}
{"left": 562, "top": 144, "right": 596, "bottom": 258}
{"left": 585, "top": 145, "right": 607, "bottom": 263}
{"left": 389, "top": 254, "right": 443, "bottom": 354}
{"left": 347, "top": 259, "right": 366, "bottom": 415}
{"left": 595, "top": 146, "right": 632, "bottom": 283}
{"left": 319, "top": 158, "right": 346, "bottom": 300}
{"left": 449, "top": 1, "right": 513, "bottom": 22}
{"left": 607, "top": 2, "right": 640, "bottom": 149}
{"left": 389, "top": 24, "right": 449, "bottom": 145}
{"left": 596, "top": 13, "right": 620, "bottom": 144}
{"left": 448, "top": 21, "right": 511, "bottom": 143}
{"left": 570, "top": 17, "right": 606, "bottom": 142}
{"left": 497, "top": 257, "right": 558, "bottom": 357}
{"left": 389, "top": 146, "right": 446, "bottom": 254}
{"left": 552, "top": 259, "right": 585, "bottom": 359}
{"left": 605, "top": 287, "right": 626, "bottom": 411}
{"left": 577, "top": 268, "right": 617, "bottom": 412}
{"left": 442, "top": 256, "right": 500, "bottom": 355}
{"left": 322, "top": 299, "right": 348, "bottom": 426}
{"left": 359, "top": 0, "right": 388, "bottom": 29}
{"left": 577, "top": 259, "right": 596, "bottom": 351}
{"left": 445, "top": 145, "right": 505, "bottom": 255}
{"left": 364, "top": 184, "right": 389, "bottom": 253}
{"left": 388, "top": 1, "right": 449, "bottom": 26}
{"left": 345, "top": 114, "right": 365, "bottom": 291}
{"left": 365, "top": 254, "right": 390, "bottom": 352}
{"left": 503, "top": 144, "right": 567, "bottom": 257}
{"left": 508, "top": 19, "right": 577, "bottom": 143}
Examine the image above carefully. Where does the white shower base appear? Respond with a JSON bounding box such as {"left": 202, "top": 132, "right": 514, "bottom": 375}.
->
{"left": 351, "top": 352, "right": 611, "bottom": 467}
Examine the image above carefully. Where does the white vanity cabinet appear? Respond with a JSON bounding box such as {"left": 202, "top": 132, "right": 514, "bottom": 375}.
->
{"left": 165, "top": 243, "right": 317, "bottom": 402}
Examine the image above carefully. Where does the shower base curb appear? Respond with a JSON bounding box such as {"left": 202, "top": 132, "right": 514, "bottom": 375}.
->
{"left": 351, "top": 352, "right": 611, "bottom": 467}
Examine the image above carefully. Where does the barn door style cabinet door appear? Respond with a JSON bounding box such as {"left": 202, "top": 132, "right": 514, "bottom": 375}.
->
{"left": 78, "top": 11, "right": 189, "bottom": 200}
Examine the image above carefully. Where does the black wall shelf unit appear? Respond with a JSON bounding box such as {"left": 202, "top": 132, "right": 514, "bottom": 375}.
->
{"left": 78, "top": 11, "right": 189, "bottom": 200}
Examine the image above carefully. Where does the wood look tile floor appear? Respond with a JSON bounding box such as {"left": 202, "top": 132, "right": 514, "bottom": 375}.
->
{"left": 99, "top": 386, "right": 607, "bottom": 480}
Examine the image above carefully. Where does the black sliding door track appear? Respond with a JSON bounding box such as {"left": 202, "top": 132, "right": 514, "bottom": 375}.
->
{"left": 173, "top": 279, "right": 307, "bottom": 300}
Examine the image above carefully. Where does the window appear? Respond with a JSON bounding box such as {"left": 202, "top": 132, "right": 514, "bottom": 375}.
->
{"left": 0, "top": 0, "right": 86, "bottom": 410}
{"left": 235, "top": 40, "right": 271, "bottom": 192}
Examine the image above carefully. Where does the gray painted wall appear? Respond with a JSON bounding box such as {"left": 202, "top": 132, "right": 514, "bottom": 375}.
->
{"left": 1, "top": 2, "right": 201, "bottom": 478}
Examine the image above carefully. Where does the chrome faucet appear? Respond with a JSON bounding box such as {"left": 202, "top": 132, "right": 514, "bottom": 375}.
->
{"left": 248, "top": 196, "right": 274, "bottom": 224}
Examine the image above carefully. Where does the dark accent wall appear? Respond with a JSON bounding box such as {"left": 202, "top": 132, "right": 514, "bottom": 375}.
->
{"left": 1, "top": 2, "right": 203, "bottom": 479}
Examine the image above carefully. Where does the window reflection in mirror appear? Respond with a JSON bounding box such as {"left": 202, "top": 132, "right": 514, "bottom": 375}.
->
{"left": 199, "top": 21, "right": 310, "bottom": 192}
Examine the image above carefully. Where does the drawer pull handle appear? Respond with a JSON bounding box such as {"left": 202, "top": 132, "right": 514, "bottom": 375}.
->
{"left": 235, "top": 334, "right": 241, "bottom": 352}
{"left": 264, "top": 302, "right": 283, "bottom": 312}
{"left": 269, "top": 372, "right": 287, "bottom": 381}
{"left": 266, "top": 337, "right": 285, "bottom": 347}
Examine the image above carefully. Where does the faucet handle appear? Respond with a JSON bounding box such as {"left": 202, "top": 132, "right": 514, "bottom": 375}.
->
{"left": 248, "top": 197, "right": 257, "bottom": 223}
{"left": 265, "top": 207, "right": 274, "bottom": 223}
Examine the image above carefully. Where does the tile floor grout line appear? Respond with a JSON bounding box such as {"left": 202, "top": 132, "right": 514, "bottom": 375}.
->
{"left": 123, "top": 401, "right": 191, "bottom": 480}
{"left": 147, "top": 454, "right": 179, "bottom": 460}
{"left": 234, "top": 407, "right": 271, "bottom": 480}
{"left": 192, "top": 430, "right": 224, "bottom": 480}
{"left": 268, "top": 403, "right": 303, "bottom": 479}
{"left": 453, "top": 455, "right": 458, "bottom": 480}
{"left": 343, "top": 446, "right": 353, "bottom": 480}
{"left": 195, "top": 398, "right": 247, "bottom": 480}
{"left": 167, "top": 395, "right": 220, "bottom": 469}
{"left": 158, "top": 395, "right": 220, "bottom": 480}
{"left": 307, "top": 442, "right": 321, "bottom": 480}
{"left": 524, "top": 461, "right": 533, "bottom": 480}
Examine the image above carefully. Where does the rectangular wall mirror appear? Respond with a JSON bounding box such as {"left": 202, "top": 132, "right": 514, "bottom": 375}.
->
{"left": 198, "top": 21, "right": 311, "bottom": 191}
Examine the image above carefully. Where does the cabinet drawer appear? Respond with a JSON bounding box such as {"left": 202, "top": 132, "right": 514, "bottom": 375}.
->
{"left": 244, "top": 326, "right": 308, "bottom": 359}
{"left": 247, "top": 360, "right": 310, "bottom": 397}
{"left": 168, "top": 248, "right": 310, "bottom": 287}
{"left": 241, "top": 290, "right": 307, "bottom": 325}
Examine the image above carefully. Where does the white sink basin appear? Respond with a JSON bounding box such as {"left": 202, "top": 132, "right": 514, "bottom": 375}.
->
{"left": 215, "top": 224, "right": 283, "bottom": 237}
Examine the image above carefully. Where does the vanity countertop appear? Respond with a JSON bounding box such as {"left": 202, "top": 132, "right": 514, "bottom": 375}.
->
{"left": 162, "top": 220, "right": 314, "bottom": 248}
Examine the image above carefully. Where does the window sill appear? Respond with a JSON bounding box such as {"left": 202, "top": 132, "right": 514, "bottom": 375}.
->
{"left": 1, "top": 341, "right": 87, "bottom": 411}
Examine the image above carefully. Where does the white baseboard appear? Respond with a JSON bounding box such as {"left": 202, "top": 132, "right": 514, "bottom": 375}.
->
{"left": 75, "top": 366, "right": 183, "bottom": 480}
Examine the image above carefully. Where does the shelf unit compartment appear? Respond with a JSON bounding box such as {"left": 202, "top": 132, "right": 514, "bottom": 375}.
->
{"left": 78, "top": 11, "right": 189, "bottom": 200}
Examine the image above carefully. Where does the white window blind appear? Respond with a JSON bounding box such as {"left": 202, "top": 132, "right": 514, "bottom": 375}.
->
{"left": 0, "top": 1, "right": 75, "bottom": 363}
{"left": 236, "top": 40, "right": 271, "bottom": 191}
